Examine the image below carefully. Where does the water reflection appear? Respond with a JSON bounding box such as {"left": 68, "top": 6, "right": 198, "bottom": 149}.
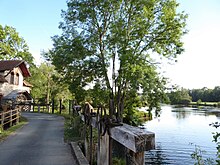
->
{"left": 144, "top": 105, "right": 219, "bottom": 165}
{"left": 145, "top": 143, "right": 173, "bottom": 164}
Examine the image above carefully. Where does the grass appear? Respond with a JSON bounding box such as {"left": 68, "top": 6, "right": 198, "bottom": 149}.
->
{"left": 190, "top": 102, "right": 220, "bottom": 107}
{"left": 0, "top": 116, "right": 28, "bottom": 142}
{"left": 63, "top": 114, "right": 85, "bottom": 142}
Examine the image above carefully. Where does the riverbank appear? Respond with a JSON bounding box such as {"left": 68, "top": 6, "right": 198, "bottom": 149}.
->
{"left": 190, "top": 102, "right": 220, "bottom": 107}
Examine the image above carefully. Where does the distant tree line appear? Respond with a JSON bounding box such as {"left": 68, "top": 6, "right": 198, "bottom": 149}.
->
{"left": 189, "top": 86, "right": 220, "bottom": 102}
{"left": 167, "top": 86, "right": 220, "bottom": 105}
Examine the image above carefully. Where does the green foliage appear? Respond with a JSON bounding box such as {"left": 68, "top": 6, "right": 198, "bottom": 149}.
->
{"left": 28, "top": 62, "right": 74, "bottom": 103}
{"left": 0, "top": 25, "right": 34, "bottom": 65}
{"left": 167, "top": 88, "right": 192, "bottom": 105}
{"left": 46, "top": 0, "right": 187, "bottom": 122}
{"left": 190, "top": 86, "right": 220, "bottom": 103}
{"left": 197, "top": 99, "right": 202, "bottom": 105}
{"left": 64, "top": 115, "right": 84, "bottom": 142}
{"left": 192, "top": 122, "right": 220, "bottom": 165}
{"left": 210, "top": 122, "right": 220, "bottom": 164}
{"left": 85, "top": 81, "right": 109, "bottom": 107}
{"left": 191, "top": 145, "right": 215, "bottom": 165}
{"left": 112, "top": 158, "right": 126, "bottom": 165}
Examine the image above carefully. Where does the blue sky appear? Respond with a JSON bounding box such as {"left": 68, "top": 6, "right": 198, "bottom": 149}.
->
{"left": 0, "top": 0, "right": 67, "bottom": 63}
{"left": 0, "top": 0, "right": 220, "bottom": 89}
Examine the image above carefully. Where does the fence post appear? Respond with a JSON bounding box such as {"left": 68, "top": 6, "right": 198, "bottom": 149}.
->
{"left": 16, "top": 109, "right": 19, "bottom": 124}
{"left": 97, "top": 133, "right": 109, "bottom": 165}
{"left": 1, "top": 112, "right": 4, "bottom": 131}
{"left": 59, "top": 99, "right": 62, "bottom": 114}
{"left": 33, "top": 101, "right": 35, "bottom": 112}
{"left": 10, "top": 109, "right": 12, "bottom": 127}
{"left": 52, "top": 99, "right": 55, "bottom": 114}
{"left": 126, "top": 149, "right": 145, "bottom": 165}
{"left": 47, "top": 104, "right": 50, "bottom": 113}
{"left": 38, "top": 104, "right": 40, "bottom": 113}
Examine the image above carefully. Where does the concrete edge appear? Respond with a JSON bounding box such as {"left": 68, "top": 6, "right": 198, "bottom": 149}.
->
{"left": 70, "top": 142, "right": 89, "bottom": 165}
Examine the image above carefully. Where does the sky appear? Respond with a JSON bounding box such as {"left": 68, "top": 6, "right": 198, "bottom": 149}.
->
{"left": 0, "top": 0, "right": 220, "bottom": 89}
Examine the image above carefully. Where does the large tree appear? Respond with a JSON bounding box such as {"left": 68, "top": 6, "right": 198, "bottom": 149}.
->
{"left": 28, "top": 63, "right": 73, "bottom": 105}
{"left": 0, "top": 25, "right": 34, "bottom": 65}
{"left": 47, "top": 0, "right": 187, "bottom": 121}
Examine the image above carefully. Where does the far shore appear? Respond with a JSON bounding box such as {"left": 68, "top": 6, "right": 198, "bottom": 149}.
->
{"left": 189, "top": 102, "right": 220, "bottom": 107}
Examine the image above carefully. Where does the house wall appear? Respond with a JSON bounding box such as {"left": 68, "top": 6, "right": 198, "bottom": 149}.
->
{"left": 0, "top": 83, "right": 30, "bottom": 96}
{"left": 4, "top": 67, "right": 24, "bottom": 87}
{"left": 0, "top": 67, "right": 30, "bottom": 97}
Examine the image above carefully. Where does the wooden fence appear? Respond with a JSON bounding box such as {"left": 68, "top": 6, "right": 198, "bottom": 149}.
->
{"left": 75, "top": 103, "right": 155, "bottom": 165}
{"left": 0, "top": 108, "right": 20, "bottom": 130}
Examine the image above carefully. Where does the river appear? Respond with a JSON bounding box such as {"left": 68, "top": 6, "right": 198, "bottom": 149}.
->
{"left": 144, "top": 105, "right": 219, "bottom": 164}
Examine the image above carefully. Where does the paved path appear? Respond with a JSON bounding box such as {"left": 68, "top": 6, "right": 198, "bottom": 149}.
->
{"left": 0, "top": 113, "right": 76, "bottom": 165}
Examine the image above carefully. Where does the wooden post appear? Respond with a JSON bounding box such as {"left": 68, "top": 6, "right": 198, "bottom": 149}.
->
{"left": 109, "top": 137, "right": 113, "bottom": 165}
{"left": 33, "top": 101, "right": 35, "bottom": 112}
{"left": 47, "top": 104, "right": 50, "bottom": 113}
{"left": 126, "top": 149, "right": 145, "bottom": 165}
{"left": 89, "top": 125, "right": 93, "bottom": 164}
{"left": 10, "top": 109, "right": 12, "bottom": 127}
{"left": 97, "top": 112, "right": 109, "bottom": 165}
{"left": 38, "top": 104, "right": 40, "bottom": 113}
{"left": 16, "top": 109, "right": 19, "bottom": 124}
{"left": 1, "top": 112, "right": 4, "bottom": 131}
{"left": 59, "top": 99, "right": 62, "bottom": 114}
{"left": 79, "top": 104, "right": 155, "bottom": 165}
{"left": 52, "top": 99, "right": 55, "bottom": 114}
{"left": 98, "top": 133, "right": 109, "bottom": 165}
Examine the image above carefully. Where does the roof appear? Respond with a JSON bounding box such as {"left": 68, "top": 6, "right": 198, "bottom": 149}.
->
{"left": 0, "top": 60, "right": 31, "bottom": 77}
{"left": 0, "top": 75, "right": 7, "bottom": 83}
{"left": 2, "top": 90, "right": 33, "bottom": 101}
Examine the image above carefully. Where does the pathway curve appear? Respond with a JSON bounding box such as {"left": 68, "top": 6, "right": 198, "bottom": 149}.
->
{"left": 0, "top": 112, "right": 76, "bottom": 165}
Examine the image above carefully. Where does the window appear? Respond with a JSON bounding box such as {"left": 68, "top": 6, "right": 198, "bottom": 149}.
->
{"left": 10, "top": 72, "right": 14, "bottom": 84}
{"left": 16, "top": 73, "right": 19, "bottom": 85}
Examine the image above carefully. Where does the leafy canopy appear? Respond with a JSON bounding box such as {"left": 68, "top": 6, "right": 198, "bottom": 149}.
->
{"left": 46, "top": 0, "right": 187, "bottom": 120}
{"left": 28, "top": 63, "right": 73, "bottom": 103}
{"left": 0, "top": 25, "right": 34, "bottom": 65}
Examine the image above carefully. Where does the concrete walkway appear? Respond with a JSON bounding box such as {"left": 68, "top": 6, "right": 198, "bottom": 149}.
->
{"left": 0, "top": 113, "right": 76, "bottom": 165}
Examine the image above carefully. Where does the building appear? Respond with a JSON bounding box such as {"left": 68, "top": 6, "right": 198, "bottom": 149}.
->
{"left": 0, "top": 60, "right": 33, "bottom": 110}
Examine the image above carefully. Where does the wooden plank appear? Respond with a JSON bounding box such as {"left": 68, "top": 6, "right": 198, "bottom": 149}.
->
{"left": 98, "top": 133, "right": 109, "bottom": 165}
{"left": 79, "top": 113, "right": 155, "bottom": 153}
{"left": 110, "top": 124, "right": 155, "bottom": 153}
{"left": 70, "top": 142, "right": 89, "bottom": 165}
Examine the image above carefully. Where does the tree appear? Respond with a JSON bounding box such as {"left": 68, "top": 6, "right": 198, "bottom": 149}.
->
{"left": 46, "top": 0, "right": 187, "bottom": 121}
{"left": 168, "top": 88, "right": 192, "bottom": 105}
{"left": 28, "top": 63, "right": 73, "bottom": 105}
{"left": 0, "top": 25, "right": 34, "bottom": 65}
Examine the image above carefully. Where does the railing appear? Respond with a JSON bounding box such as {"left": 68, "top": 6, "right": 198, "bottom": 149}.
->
{"left": 74, "top": 103, "right": 155, "bottom": 165}
{"left": 0, "top": 108, "right": 20, "bottom": 130}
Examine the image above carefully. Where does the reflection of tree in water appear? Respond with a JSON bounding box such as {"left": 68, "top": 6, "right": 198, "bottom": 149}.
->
{"left": 172, "top": 108, "right": 191, "bottom": 119}
{"left": 155, "top": 109, "right": 161, "bottom": 118}
{"left": 146, "top": 110, "right": 161, "bottom": 121}
{"left": 145, "top": 143, "right": 170, "bottom": 164}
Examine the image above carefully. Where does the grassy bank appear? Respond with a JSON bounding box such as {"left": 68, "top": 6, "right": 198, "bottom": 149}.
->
{"left": 190, "top": 102, "right": 220, "bottom": 107}
{"left": 0, "top": 116, "right": 28, "bottom": 142}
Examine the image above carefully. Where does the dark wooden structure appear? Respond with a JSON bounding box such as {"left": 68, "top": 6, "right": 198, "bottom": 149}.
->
{"left": 0, "top": 107, "right": 20, "bottom": 131}
{"left": 77, "top": 103, "right": 155, "bottom": 165}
